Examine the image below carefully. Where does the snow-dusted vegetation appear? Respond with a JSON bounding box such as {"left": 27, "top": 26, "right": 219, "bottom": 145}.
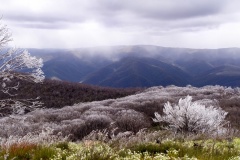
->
{"left": 0, "top": 85, "right": 239, "bottom": 141}
{"left": 153, "top": 95, "right": 228, "bottom": 134}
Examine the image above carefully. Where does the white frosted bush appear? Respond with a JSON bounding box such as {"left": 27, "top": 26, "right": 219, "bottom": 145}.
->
{"left": 153, "top": 96, "right": 228, "bottom": 134}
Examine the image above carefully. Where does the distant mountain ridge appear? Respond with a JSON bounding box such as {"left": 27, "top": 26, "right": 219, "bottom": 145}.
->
{"left": 28, "top": 45, "right": 240, "bottom": 87}
{"left": 83, "top": 57, "right": 190, "bottom": 87}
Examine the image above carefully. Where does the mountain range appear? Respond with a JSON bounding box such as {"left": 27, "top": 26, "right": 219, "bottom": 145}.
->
{"left": 28, "top": 45, "right": 240, "bottom": 88}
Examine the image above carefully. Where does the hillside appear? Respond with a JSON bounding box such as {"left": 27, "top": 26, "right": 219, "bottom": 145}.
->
{"left": 1, "top": 85, "right": 240, "bottom": 139}
{"left": 83, "top": 57, "right": 190, "bottom": 87}
{"left": 0, "top": 78, "right": 140, "bottom": 116}
{"left": 193, "top": 65, "right": 240, "bottom": 86}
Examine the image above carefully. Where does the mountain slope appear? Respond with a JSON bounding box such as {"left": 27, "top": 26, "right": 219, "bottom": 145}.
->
{"left": 176, "top": 59, "right": 214, "bottom": 76}
{"left": 43, "top": 53, "right": 95, "bottom": 82}
{"left": 194, "top": 65, "right": 240, "bottom": 87}
{"left": 83, "top": 57, "right": 190, "bottom": 87}
{"left": 29, "top": 49, "right": 112, "bottom": 82}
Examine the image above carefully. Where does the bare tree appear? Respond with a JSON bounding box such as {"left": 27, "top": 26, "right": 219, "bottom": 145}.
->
{"left": 0, "top": 20, "right": 44, "bottom": 116}
{"left": 153, "top": 96, "right": 228, "bottom": 134}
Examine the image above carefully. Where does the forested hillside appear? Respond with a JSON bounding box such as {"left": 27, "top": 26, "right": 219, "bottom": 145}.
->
{"left": 0, "top": 78, "right": 140, "bottom": 116}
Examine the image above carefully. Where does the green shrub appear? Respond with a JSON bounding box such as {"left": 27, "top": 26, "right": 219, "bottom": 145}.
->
{"left": 132, "top": 143, "right": 162, "bottom": 154}
{"left": 66, "top": 142, "right": 118, "bottom": 160}
{"left": 55, "top": 141, "right": 69, "bottom": 150}
{"left": 32, "top": 146, "right": 56, "bottom": 160}
{"left": 131, "top": 139, "right": 240, "bottom": 160}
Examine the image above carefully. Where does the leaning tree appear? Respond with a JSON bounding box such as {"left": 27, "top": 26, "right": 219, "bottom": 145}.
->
{"left": 0, "top": 20, "right": 45, "bottom": 116}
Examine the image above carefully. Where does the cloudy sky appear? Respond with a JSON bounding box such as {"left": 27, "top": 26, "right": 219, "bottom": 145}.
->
{"left": 1, "top": 0, "right": 240, "bottom": 49}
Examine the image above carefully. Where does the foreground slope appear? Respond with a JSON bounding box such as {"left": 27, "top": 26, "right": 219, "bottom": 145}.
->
{"left": 0, "top": 85, "right": 239, "bottom": 140}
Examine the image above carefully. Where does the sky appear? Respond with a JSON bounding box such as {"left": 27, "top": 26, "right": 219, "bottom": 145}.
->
{"left": 1, "top": 0, "right": 240, "bottom": 49}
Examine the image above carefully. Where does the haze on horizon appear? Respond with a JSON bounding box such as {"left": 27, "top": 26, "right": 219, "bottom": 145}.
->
{"left": 1, "top": 0, "right": 240, "bottom": 49}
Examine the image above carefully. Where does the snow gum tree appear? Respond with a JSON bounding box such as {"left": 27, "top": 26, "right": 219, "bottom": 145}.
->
{"left": 153, "top": 96, "right": 228, "bottom": 134}
{"left": 0, "top": 20, "right": 44, "bottom": 116}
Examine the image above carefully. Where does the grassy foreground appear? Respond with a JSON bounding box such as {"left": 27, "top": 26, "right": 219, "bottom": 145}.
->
{"left": 1, "top": 138, "right": 240, "bottom": 160}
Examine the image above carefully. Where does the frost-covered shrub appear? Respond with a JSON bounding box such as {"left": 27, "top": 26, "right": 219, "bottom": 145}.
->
{"left": 115, "top": 110, "right": 150, "bottom": 133}
{"left": 153, "top": 96, "right": 228, "bottom": 134}
{"left": 68, "top": 114, "right": 112, "bottom": 140}
{"left": 0, "top": 127, "right": 65, "bottom": 149}
{"left": 84, "top": 114, "right": 112, "bottom": 130}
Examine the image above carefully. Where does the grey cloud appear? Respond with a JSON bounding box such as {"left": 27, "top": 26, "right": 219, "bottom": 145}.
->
{"left": 0, "top": 0, "right": 88, "bottom": 29}
{"left": 5, "top": 13, "right": 84, "bottom": 30}
{"left": 92, "top": 0, "right": 227, "bottom": 20}
{"left": 83, "top": 0, "right": 234, "bottom": 33}
{"left": 5, "top": 12, "right": 86, "bottom": 24}
{"left": 6, "top": 14, "right": 68, "bottom": 23}
{"left": 1, "top": 0, "right": 236, "bottom": 31}
{"left": 16, "top": 22, "right": 70, "bottom": 30}
{"left": 130, "top": 0, "right": 224, "bottom": 20}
